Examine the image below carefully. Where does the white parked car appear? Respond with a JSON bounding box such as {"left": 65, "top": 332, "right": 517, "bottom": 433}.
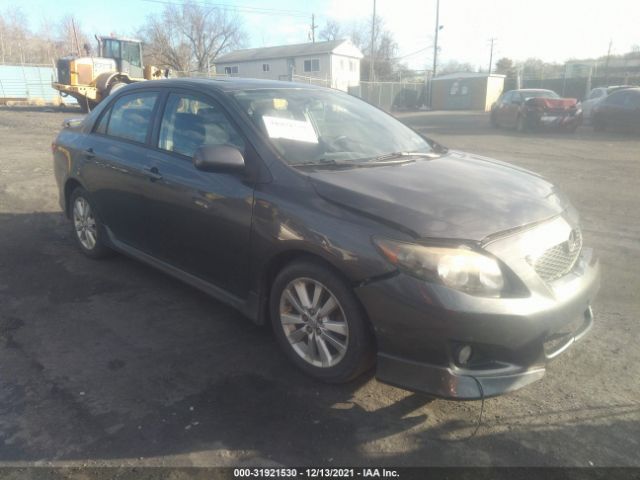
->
{"left": 581, "top": 86, "right": 635, "bottom": 122}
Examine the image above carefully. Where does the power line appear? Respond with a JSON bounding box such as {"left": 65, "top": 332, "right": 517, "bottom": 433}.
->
{"left": 140, "top": 0, "right": 312, "bottom": 18}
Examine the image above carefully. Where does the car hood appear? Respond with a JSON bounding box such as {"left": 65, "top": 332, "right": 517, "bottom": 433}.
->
{"left": 307, "top": 150, "right": 569, "bottom": 242}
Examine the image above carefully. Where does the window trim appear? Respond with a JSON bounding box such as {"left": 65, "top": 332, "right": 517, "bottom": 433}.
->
{"left": 90, "top": 90, "right": 163, "bottom": 147}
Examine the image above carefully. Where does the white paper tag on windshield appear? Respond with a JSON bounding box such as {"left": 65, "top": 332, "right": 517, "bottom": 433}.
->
{"left": 262, "top": 116, "right": 318, "bottom": 144}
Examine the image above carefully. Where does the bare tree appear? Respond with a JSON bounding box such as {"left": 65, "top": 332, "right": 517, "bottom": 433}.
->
{"left": 140, "top": 0, "right": 246, "bottom": 73}
{"left": 344, "top": 15, "right": 399, "bottom": 81}
{"left": 319, "top": 20, "right": 343, "bottom": 41}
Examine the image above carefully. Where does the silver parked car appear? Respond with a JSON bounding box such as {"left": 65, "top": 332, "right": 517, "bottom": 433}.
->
{"left": 581, "top": 86, "right": 635, "bottom": 122}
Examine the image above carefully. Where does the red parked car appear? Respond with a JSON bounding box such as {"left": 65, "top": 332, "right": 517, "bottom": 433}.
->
{"left": 491, "top": 89, "right": 582, "bottom": 133}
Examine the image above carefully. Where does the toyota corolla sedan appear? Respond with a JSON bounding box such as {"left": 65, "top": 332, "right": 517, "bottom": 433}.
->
{"left": 52, "top": 78, "right": 600, "bottom": 399}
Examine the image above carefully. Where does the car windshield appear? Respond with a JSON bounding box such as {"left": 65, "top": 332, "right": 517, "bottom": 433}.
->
{"left": 521, "top": 90, "right": 560, "bottom": 99}
{"left": 231, "top": 88, "right": 433, "bottom": 166}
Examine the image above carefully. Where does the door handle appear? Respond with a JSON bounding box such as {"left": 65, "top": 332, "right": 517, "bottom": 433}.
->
{"left": 145, "top": 166, "right": 163, "bottom": 181}
{"left": 84, "top": 148, "right": 95, "bottom": 159}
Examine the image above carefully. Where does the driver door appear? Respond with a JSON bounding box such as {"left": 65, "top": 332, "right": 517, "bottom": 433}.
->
{"left": 140, "top": 90, "right": 256, "bottom": 297}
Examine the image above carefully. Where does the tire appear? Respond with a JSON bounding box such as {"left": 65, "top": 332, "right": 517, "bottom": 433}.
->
{"left": 270, "top": 260, "right": 375, "bottom": 383}
{"left": 108, "top": 81, "right": 127, "bottom": 96}
{"left": 69, "top": 187, "right": 111, "bottom": 259}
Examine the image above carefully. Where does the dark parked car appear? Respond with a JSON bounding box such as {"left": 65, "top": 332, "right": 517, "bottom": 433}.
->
{"left": 53, "top": 79, "right": 600, "bottom": 399}
{"left": 580, "top": 85, "right": 635, "bottom": 122}
{"left": 491, "top": 89, "right": 582, "bottom": 132}
{"left": 592, "top": 87, "right": 640, "bottom": 133}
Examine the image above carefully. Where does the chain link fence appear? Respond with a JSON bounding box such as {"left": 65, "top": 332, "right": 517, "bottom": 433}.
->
{"left": 348, "top": 80, "right": 428, "bottom": 111}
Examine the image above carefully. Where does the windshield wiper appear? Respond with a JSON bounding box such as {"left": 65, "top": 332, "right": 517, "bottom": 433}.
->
{"left": 371, "top": 151, "right": 441, "bottom": 163}
{"left": 290, "top": 158, "right": 359, "bottom": 168}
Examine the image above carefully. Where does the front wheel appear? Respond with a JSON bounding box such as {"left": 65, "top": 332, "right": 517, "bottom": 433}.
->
{"left": 270, "top": 261, "right": 375, "bottom": 383}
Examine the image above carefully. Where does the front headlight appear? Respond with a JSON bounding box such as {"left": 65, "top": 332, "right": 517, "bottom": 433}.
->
{"left": 373, "top": 238, "right": 505, "bottom": 297}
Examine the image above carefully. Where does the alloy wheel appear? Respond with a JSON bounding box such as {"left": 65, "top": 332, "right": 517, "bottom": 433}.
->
{"left": 279, "top": 277, "right": 349, "bottom": 368}
{"left": 73, "top": 197, "right": 97, "bottom": 250}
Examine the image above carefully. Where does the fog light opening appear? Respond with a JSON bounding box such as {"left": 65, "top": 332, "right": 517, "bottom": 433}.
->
{"left": 457, "top": 345, "right": 473, "bottom": 366}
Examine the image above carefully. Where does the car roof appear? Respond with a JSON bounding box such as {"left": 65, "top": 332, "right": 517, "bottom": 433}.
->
{"left": 513, "top": 89, "right": 555, "bottom": 93}
{"left": 609, "top": 87, "right": 640, "bottom": 94}
{"left": 122, "top": 77, "right": 325, "bottom": 93}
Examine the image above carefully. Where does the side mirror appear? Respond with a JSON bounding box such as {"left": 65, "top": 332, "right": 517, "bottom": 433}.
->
{"left": 193, "top": 145, "right": 245, "bottom": 173}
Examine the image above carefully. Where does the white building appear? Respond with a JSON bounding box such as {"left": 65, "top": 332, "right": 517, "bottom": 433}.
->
{"left": 214, "top": 39, "right": 363, "bottom": 91}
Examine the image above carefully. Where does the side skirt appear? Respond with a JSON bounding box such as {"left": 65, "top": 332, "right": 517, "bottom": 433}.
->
{"left": 104, "top": 227, "right": 260, "bottom": 323}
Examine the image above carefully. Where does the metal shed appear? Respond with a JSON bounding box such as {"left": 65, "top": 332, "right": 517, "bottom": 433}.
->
{"left": 431, "top": 72, "right": 505, "bottom": 111}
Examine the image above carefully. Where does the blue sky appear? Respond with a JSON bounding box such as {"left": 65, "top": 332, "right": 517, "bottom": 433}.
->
{"left": 3, "top": 0, "right": 639, "bottom": 69}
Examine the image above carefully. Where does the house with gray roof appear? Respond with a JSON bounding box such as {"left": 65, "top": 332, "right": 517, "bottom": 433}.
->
{"left": 214, "top": 39, "right": 363, "bottom": 91}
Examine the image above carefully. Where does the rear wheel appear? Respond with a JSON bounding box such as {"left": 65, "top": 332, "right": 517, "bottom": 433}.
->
{"left": 270, "top": 260, "right": 375, "bottom": 383}
{"left": 70, "top": 188, "right": 111, "bottom": 259}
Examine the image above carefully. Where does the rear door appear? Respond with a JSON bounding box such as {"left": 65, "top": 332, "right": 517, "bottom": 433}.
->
{"left": 81, "top": 90, "right": 161, "bottom": 250}
{"left": 138, "top": 90, "right": 257, "bottom": 298}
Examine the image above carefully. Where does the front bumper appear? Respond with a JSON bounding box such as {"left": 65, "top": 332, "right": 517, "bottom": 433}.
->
{"left": 52, "top": 82, "right": 98, "bottom": 101}
{"left": 355, "top": 245, "right": 600, "bottom": 399}
{"left": 526, "top": 109, "right": 583, "bottom": 130}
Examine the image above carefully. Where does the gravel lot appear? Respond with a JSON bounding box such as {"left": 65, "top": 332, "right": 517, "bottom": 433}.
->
{"left": 0, "top": 106, "right": 638, "bottom": 467}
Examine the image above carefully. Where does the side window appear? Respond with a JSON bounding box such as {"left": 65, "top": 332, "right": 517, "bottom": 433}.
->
{"left": 502, "top": 92, "right": 512, "bottom": 104}
{"left": 158, "top": 93, "right": 245, "bottom": 158}
{"left": 304, "top": 59, "right": 320, "bottom": 73}
{"left": 105, "top": 92, "right": 158, "bottom": 143}
{"left": 122, "top": 42, "right": 141, "bottom": 67}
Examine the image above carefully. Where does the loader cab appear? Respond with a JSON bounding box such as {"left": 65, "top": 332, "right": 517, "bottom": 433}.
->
{"left": 99, "top": 36, "right": 144, "bottom": 79}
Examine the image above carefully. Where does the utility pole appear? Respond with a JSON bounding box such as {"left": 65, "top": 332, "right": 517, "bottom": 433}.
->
{"left": 310, "top": 14, "right": 317, "bottom": 43}
{"left": 604, "top": 39, "right": 613, "bottom": 81}
{"left": 488, "top": 37, "right": 496, "bottom": 74}
{"left": 71, "top": 18, "right": 81, "bottom": 56}
{"left": 432, "top": 0, "right": 440, "bottom": 78}
{"left": 369, "top": 0, "right": 376, "bottom": 82}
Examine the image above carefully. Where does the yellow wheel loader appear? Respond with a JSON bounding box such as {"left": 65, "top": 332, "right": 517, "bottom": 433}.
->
{"left": 52, "top": 36, "right": 165, "bottom": 112}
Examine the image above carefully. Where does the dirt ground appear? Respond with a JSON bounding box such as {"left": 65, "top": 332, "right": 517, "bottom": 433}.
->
{"left": 0, "top": 106, "right": 638, "bottom": 467}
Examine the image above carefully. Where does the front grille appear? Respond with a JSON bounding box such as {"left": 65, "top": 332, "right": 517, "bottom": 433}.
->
{"left": 530, "top": 227, "right": 583, "bottom": 282}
